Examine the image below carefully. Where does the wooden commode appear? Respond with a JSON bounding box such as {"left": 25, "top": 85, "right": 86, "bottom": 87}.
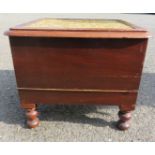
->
{"left": 5, "top": 18, "right": 149, "bottom": 130}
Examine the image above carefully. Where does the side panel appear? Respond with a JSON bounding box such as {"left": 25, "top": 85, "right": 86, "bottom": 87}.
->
{"left": 9, "top": 37, "right": 148, "bottom": 108}
{"left": 10, "top": 37, "right": 147, "bottom": 91}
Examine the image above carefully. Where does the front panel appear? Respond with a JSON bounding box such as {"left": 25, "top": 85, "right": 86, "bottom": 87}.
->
{"left": 10, "top": 37, "right": 147, "bottom": 91}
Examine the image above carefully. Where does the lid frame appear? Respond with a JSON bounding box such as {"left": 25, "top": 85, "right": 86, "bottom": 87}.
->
{"left": 5, "top": 18, "right": 150, "bottom": 39}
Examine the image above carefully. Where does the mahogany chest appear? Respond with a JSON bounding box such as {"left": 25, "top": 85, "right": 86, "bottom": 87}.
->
{"left": 5, "top": 18, "right": 149, "bottom": 130}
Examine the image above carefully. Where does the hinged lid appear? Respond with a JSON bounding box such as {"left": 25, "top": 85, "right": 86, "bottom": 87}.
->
{"left": 5, "top": 18, "right": 150, "bottom": 38}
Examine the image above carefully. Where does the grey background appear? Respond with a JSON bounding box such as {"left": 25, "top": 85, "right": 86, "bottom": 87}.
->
{"left": 0, "top": 13, "right": 155, "bottom": 141}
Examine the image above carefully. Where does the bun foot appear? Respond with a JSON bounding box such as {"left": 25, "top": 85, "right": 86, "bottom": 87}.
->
{"left": 26, "top": 108, "right": 39, "bottom": 128}
{"left": 117, "top": 120, "right": 130, "bottom": 130}
{"left": 117, "top": 111, "right": 131, "bottom": 131}
{"left": 27, "top": 118, "right": 39, "bottom": 128}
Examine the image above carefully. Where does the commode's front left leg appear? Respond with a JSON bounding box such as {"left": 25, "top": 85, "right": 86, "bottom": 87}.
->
{"left": 21, "top": 102, "right": 40, "bottom": 128}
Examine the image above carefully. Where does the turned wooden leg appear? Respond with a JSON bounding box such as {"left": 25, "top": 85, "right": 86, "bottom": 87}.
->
{"left": 117, "top": 111, "right": 132, "bottom": 131}
{"left": 26, "top": 108, "right": 39, "bottom": 128}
